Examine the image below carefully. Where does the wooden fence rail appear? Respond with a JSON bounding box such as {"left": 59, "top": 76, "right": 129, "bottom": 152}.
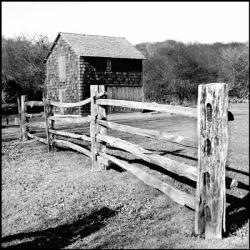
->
{"left": 17, "top": 82, "right": 230, "bottom": 240}
{"left": 48, "top": 116, "right": 91, "bottom": 123}
{"left": 25, "top": 101, "right": 44, "bottom": 107}
{"left": 2, "top": 103, "right": 18, "bottom": 109}
{"left": 100, "top": 152, "right": 198, "bottom": 210}
{"left": 48, "top": 97, "right": 92, "bottom": 108}
{"left": 95, "top": 84, "right": 228, "bottom": 239}
{"left": 97, "top": 119, "right": 197, "bottom": 148}
{"left": 25, "top": 112, "right": 44, "bottom": 118}
{"left": 96, "top": 133, "right": 198, "bottom": 182}
{"left": 97, "top": 99, "right": 197, "bottom": 118}
{"left": 49, "top": 129, "right": 91, "bottom": 142}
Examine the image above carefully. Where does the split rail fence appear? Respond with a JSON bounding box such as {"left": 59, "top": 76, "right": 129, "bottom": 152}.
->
{"left": 17, "top": 83, "right": 232, "bottom": 239}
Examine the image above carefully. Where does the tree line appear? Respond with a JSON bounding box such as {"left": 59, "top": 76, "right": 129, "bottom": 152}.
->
{"left": 1, "top": 35, "right": 249, "bottom": 104}
{"left": 136, "top": 40, "right": 249, "bottom": 103}
{"left": 2, "top": 35, "right": 51, "bottom": 103}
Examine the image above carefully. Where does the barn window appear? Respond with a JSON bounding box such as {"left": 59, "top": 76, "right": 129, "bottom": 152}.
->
{"left": 58, "top": 56, "right": 66, "bottom": 81}
{"left": 112, "top": 58, "right": 142, "bottom": 72}
{"left": 106, "top": 59, "right": 111, "bottom": 72}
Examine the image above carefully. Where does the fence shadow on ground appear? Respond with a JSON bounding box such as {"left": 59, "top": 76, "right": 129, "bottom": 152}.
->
{"left": 107, "top": 150, "right": 249, "bottom": 235}
{"left": 224, "top": 192, "right": 249, "bottom": 237}
{"left": 1, "top": 207, "right": 118, "bottom": 249}
{"left": 107, "top": 151, "right": 197, "bottom": 190}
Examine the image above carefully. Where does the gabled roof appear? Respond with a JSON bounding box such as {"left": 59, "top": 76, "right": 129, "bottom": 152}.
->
{"left": 44, "top": 32, "right": 146, "bottom": 62}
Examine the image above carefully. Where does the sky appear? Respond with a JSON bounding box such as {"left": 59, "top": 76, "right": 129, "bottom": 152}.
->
{"left": 1, "top": 1, "right": 249, "bottom": 45}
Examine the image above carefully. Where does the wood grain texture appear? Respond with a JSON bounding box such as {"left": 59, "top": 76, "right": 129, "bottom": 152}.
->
{"left": 25, "top": 112, "right": 44, "bottom": 118}
{"left": 27, "top": 132, "right": 47, "bottom": 144}
{"left": 53, "top": 139, "right": 91, "bottom": 157}
{"left": 20, "top": 95, "right": 28, "bottom": 141}
{"left": 90, "top": 85, "right": 99, "bottom": 171}
{"left": 25, "top": 101, "right": 44, "bottom": 107}
{"left": 195, "top": 83, "right": 228, "bottom": 239}
{"left": 106, "top": 86, "right": 143, "bottom": 113}
{"left": 49, "top": 106, "right": 55, "bottom": 152}
{"left": 2, "top": 103, "right": 18, "bottom": 109}
{"left": 49, "top": 129, "right": 91, "bottom": 142}
{"left": 97, "top": 99, "right": 197, "bottom": 118}
{"left": 97, "top": 119, "right": 197, "bottom": 148}
{"left": 90, "top": 85, "right": 108, "bottom": 171}
{"left": 96, "top": 86, "right": 108, "bottom": 169}
{"left": 49, "top": 116, "right": 91, "bottom": 123}
{"left": 28, "top": 133, "right": 109, "bottom": 165}
{"left": 48, "top": 97, "right": 92, "bottom": 108}
{"left": 100, "top": 152, "right": 197, "bottom": 209}
{"left": 43, "top": 95, "right": 51, "bottom": 152}
{"left": 53, "top": 114, "right": 81, "bottom": 117}
{"left": 17, "top": 96, "right": 21, "bottom": 139}
{"left": 97, "top": 133, "right": 197, "bottom": 182}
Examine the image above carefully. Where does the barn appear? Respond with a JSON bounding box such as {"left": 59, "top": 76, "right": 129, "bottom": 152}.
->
{"left": 44, "top": 32, "right": 145, "bottom": 114}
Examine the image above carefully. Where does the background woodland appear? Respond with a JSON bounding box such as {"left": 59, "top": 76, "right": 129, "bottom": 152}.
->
{"left": 2, "top": 35, "right": 249, "bottom": 104}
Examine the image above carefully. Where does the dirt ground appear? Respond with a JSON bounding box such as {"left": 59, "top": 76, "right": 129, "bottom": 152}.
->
{"left": 1, "top": 103, "right": 249, "bottom": 249}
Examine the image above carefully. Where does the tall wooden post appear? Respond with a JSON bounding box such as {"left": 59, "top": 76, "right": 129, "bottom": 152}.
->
{"left": 195, "top": 83, "right": 228, "bottom": 239}
{"left": 19, "top": 95, "right": 28, "bottom": 141}
{"left": 49, "top": 105, "right": 55, "bottom": 151}
{"left": 90, "top": 85, "right": 107, "bottom": 171}
{"left": 17, "top": 95, "right": 21, "bottom": 128}
{"left": 43, "top": 93, "right": 53, "bottom": 152}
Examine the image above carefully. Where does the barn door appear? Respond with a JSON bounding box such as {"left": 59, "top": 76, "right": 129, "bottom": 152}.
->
{"left": 106, "top": 86, "right": 143, "bottom": 113}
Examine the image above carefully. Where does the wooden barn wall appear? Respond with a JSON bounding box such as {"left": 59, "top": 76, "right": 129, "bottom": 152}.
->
{"left": 80, "top": 57, "right": 143, "bottom": 115}
{"left": 45, "top": 37, "right": 81, "bottom": 115}
{"left": 106, "top": 86, "right": 143, "bottom": 113}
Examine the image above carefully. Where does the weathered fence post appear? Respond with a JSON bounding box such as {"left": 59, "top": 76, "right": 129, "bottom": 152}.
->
{"left": 90, "top": 85, "right": 108, "bottom": 171}
{"left": 19, "top": 95, "right": 28, "bottom": 141}
{"left": 17, "top": 95, "right": 21, "bottom": 127}
{"left": 43, "top": 93, "right": 54, "bottom": 152}
{"left": 195, "top": 83, "right": 228, "bottom": 239}
{"left": 49, "top": 106, "right": 55, "bottom": 151}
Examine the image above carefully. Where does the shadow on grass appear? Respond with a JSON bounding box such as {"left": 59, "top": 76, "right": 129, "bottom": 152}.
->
{"left": 155, "top": 149, "right": 197, "bottom": 161}
{"left": 225, "top": 192, "right": 249, "bottom": 237}
{"left": 2, "top": 207, "right": 117, "bottom": 249}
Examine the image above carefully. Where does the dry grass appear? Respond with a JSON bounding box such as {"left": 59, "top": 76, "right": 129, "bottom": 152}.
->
{"left": 1, "top": 103, "right": 249, "bottom": 249}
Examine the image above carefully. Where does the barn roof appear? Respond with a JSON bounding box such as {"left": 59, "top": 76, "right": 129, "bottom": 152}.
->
{"left": 44, "top": 32, "right": 146, "bottom": 62}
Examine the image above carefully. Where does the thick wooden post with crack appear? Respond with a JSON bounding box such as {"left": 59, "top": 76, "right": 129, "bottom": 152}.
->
{"left": 195, "top": 83, "right": 228, "bottom": 239}
{"left": 19, "top": 95, "right": 28, "bottom": 141}
{"left": 90, "top": 85, "right": 108, "bottom": 171}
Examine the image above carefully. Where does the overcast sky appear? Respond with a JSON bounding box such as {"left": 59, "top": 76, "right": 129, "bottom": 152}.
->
{"left": 2, "top": 1, "right": 249, "bottom": 45}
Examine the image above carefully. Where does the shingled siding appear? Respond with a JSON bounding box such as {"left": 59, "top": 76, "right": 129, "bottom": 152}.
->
{"left": 45, "top": 37, "right": 81, "bottom": 114}
{"left": 79, "top": 57, "right": 143, "bottom": 114}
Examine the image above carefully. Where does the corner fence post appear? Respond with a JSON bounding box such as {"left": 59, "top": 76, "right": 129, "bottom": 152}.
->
{"left": 90, "top": 85, "right": 107, "bottom": 171}
{"left": 195, "top": 83, "right": 228, "bottom": 239}
{"left": 19, "top": 95, "right": 28, "bottom": 141}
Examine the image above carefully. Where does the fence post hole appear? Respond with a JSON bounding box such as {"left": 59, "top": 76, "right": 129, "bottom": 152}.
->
{"left": 20, "top": 95, "right": 28, "bottom": 141}
{"left": 195, "top": 83, "right": 228, "bottom": 239}
{"left": 90, "top": 85, "right": 108, "bottom": 171}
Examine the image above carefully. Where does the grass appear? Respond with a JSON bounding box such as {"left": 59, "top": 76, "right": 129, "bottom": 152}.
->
{"left": 1, "top": 103, "right": 249, "bottom": 249}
